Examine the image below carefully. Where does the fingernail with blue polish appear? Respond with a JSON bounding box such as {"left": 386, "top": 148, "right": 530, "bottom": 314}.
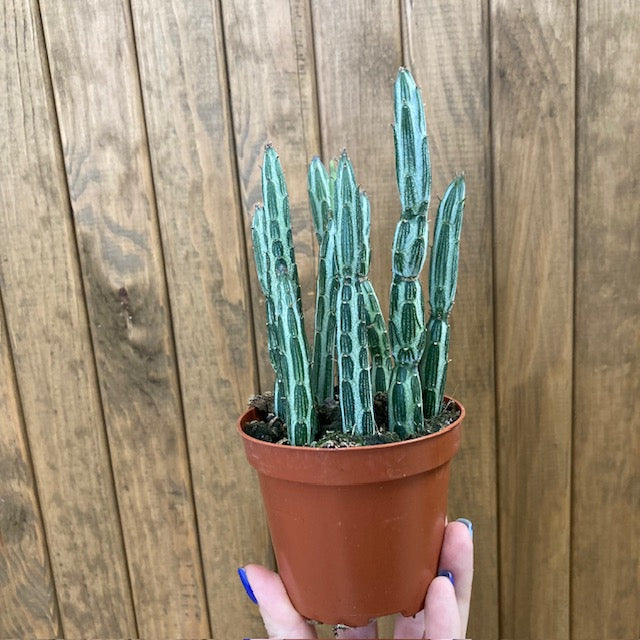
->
{"left": 238, "top": 567, "right": 258, "bottom": 604}
{"left": 438, "top": 570, "right": 455, "bottom": 587}
{"left": 456, "top": 517, "right": 473, "bottom": 539}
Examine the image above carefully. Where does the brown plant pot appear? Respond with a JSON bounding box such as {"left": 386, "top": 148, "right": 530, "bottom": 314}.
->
{"left": 238, "top": 398, "right": 464, "bottom": 627}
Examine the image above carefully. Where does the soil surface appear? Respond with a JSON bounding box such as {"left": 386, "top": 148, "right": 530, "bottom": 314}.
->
{"left": 244, "top": 391, "right": 461, "bottom": 447}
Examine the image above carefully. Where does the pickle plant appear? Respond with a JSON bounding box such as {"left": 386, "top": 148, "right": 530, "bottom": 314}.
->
{"left": 251, "top": 68, "right": 465, "bottom": 445}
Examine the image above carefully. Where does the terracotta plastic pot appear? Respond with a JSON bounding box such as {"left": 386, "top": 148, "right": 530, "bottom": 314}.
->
{"left": 238, "top": 398, "right": 464, "bottom": 627}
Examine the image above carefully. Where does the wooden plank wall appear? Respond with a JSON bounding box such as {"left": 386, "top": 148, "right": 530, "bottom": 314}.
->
{"left": 1, "top": 1, "right": 637, "bottom": 638}
{"left": 492, "top": 2, "right": 575, "bottom": 636}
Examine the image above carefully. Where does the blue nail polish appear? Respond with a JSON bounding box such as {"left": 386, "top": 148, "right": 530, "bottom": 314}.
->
{"left": 438, "top": 570, "right": 455, "bottom": 587}
{"left": 238, "top": 567, "right": 258, "bottom": 604}
{"left": 456, "top": 517, "right": 474, "bottom": 539}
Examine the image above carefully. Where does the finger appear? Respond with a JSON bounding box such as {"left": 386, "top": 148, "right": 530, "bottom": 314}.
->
{"left": 393, "top": 518, "right": 473, "bottom": 639}
{"left": 241, "top": 564, "right": 316, "bottom": 639}
{"left": 423, "top": 575, "right": 461, "bottom": 640}
{"left": 393, "top": 608, "right": 424, "bottom": 639}
{"left": 335, "top": 619, "right": 378, "bottom": 639}
{"left": 437, "top": 519, "right": 474, "bottom": 634}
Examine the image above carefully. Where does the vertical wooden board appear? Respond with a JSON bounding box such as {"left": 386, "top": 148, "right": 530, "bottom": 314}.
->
{"left": 38, "top": 1, "right": 208, "bottom": 635}
{"left": 0, "top": 1, "right": 136, "bottom": 636}
{"left": 221, "top": 0, "right": 320, "bottom": 389}
{"left": 129, "top": 0, "right": 270, "bottom": 636}
{"left": 311, "top": 1, "right": 402, "bottom": 313}
{"left": 0, "top": 300, "right": 60, "bottom": 636}
{"left": 491, "top": 1, "right": 575, "bottom": 636}
{"left": 402, "top": 2, "right": 498, "bottom": 638}
{"left": 573, "top": 2, "right": 640, "bottom": 637}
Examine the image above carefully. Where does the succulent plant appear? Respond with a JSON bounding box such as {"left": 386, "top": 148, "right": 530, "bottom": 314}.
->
{"left": 251, "top": 68, "right": 465, "bottom": 445}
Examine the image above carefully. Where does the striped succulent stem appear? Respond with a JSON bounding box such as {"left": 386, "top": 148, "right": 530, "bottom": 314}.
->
{"left": 421, "top": 176, "right": 465, "bottom": 417}
{"left": 252, "top": 145, "right": 314, "bottom": 441}
{"left": 334, "top": 152, "right": 376, "bottom": 436}
{"left": 308, "top": 157, "right": 338, "bottom": 406}
{"left": 251, "top": 204, "right": 286, "bottom": 419}
{"left": 262, "top": 144, "right": 304, "bottom": 319}
{"left": 359, "top": 191, "right": 392, "bottom": 395}
{"left": 388, "top": 68, "right": 431, "bottom": 437}
{"left": 308, "top": 156, "right": 332, "bottom": 245}
{"left": 273, "top": 275, "right": 317, "bottom": 445}
{"left": 364, "top": 291, "right": 392, "bottom": 395}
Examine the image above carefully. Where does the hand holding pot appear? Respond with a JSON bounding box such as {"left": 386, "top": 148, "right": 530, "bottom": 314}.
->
{"left": 239, "top": 518, "right": 473, "bottom": 640}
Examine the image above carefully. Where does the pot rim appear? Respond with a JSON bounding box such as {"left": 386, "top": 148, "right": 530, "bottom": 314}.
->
{"left": 238, "top": 396, "right": 464, "bottom": 484}
{"left": 238, "top": 395, "right": 464, "bottom": 452}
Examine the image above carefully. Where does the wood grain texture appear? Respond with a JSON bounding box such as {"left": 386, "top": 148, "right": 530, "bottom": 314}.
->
{"left": 491, "top": 1, "right": 575, "bottom": 637}
{"left": 573, "top": 2, "right": 640, "bottom": 637}
{"left": 0, "top": 0, "right": 136, "bottom": 635}
{"left": 402, "top": 2, "right": 498, "bottom": 637}
{"left": 311, "top": 0, "right": 402, "bottom": 315}
{"left": 129, "top": 0, "right": 270, "bottom": 636}
{"left": 4, "top": 3, "right": 640, "bottom": 637}
{"left": 38, "top": 0, "right": 209, "bottom": 635}
{"left": 221, "top": 0, "right": 320, "bottom": 390}
{"left": 0, "top": 296, "right": 60, "bottom": 636}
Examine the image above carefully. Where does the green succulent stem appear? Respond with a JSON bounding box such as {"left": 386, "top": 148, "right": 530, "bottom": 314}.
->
{"left": 388, "top": 277, "right": 427, "bottom": 437}
{"left": 262, "top": 144, "right": 304, "bottom": 320}
{"left": 362, "top": 282, "right": 392, "bottom": 395}
{"left": 251, "top": 205, "right": 286, "bottom": 418}
{"left": 308, "top": 158, "right": 338, "bottom": 406}
{"left": 394, "top": 68, "right": 431, "bottom": 223}
{"left": 273, "top": 276, "right": 317, "bottom": 445}
{"left": 311, "top": 218, "right": 338, "bottom": 405}
{"left": 388, "top": 68, "right": 431, "bottom": 436}
{"left": 359, "top": 188, "right": 392, "bottom": 395}
{"left": 421, "top": 317, "right": 450, "bottom": 418}
{"left": 421, "top": 175, "right": 465, "bottom": 417}
{"left": 252, "top": 145, "right": 314, "bottom": 442}
{"left": 334, "top": 152, "right": 376, "bottom": 435}
{"left": 308, "top": 156, "right": 332, "bottom": 246}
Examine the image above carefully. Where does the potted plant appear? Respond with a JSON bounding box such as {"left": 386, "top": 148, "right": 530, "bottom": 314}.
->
{"left": 238, "top": 68, "right": 466, "bottom": 627}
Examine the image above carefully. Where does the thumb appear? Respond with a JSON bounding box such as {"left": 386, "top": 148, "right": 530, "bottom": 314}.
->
{"left": 241, "top": 565, "right": 316, "bottom": 639}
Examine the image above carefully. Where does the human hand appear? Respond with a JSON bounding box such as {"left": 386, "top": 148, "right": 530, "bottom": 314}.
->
{"left": 238, "top": 518, "right": 473, "bottom": 639}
